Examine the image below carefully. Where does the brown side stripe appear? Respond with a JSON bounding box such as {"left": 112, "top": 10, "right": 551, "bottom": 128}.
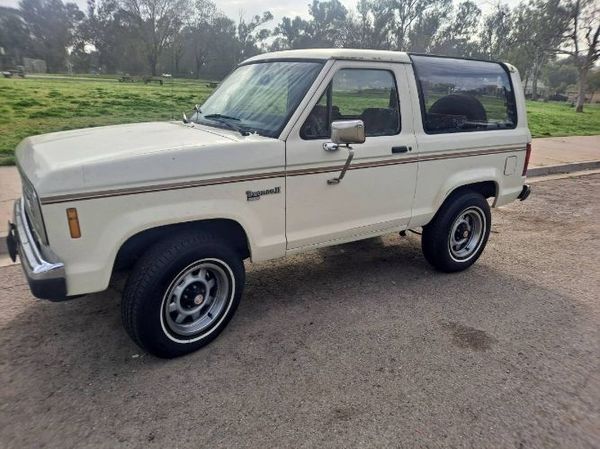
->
{"left": 286, "top": 146, "right": 525, "bottom": 176}
{"left": 41, "top": 171, "right": 287, "bottom": 204}
{"left": 40, "top": 146, "right": 525, "bottom": 205}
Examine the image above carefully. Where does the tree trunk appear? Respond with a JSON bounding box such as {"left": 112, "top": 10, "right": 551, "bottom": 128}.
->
{"left": 147, "top": 52, "right": 158, "bottom": 76}
{"left": 195, "top": 54, "right": 202, "bottom": 79}
{"left": 576, "top": 67, "right": 588, "bottom": 113}
{"left": 532, "top": 76, "right": 538, "bottom": 101}
{"left": 531, "top": 54, "right": 545, "bottom": 101}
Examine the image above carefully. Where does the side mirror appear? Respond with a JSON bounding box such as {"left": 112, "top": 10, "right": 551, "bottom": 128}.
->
{"left": 331, "top": 120, "right": 365, "bottom": 145}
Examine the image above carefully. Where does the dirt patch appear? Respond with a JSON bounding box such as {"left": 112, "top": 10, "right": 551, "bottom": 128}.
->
{"left": 442, "top": 321, "right": 497, "bottom": 351}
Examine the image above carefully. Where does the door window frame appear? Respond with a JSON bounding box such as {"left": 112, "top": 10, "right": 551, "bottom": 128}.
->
{"left": 299, "top": 67, "right": 402, "bottom": 140}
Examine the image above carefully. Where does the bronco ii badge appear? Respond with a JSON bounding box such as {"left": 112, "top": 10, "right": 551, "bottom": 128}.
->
{"left": 246, "top": 186, "right": 281, "bottom": 201}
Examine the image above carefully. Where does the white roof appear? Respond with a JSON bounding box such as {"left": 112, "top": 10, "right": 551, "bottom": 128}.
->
{"left": 243, "top": 48, "right": 411, "bottom": 65}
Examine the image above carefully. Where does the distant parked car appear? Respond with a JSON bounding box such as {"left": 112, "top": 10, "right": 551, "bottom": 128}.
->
{"left": 1, "top": 66, "right": 25, "bottom": 78}
{"left": 548, "top": 93, "right": 568, "bottom": 102}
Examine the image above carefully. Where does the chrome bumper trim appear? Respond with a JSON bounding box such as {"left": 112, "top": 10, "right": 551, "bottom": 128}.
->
{"left": 12, "top": 198, "right": 65, "bottom": 281}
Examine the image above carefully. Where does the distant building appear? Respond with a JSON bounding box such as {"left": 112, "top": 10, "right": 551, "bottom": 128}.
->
{"left": 23, "top": 57, "right": 46, "bottom": 73}
{"left": 523, "top": 81, "right": 549, "bottom": 99}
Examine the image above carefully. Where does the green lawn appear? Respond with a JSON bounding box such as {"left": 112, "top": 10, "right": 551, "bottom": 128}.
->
{"left": 526, "top": 100, "right": 600, "bottom": 137}
{"left": 0, "top": 76, "right": 599, "bottom": 166}
{"left": 0, "top": 75, "right": 214, "bottom": 165}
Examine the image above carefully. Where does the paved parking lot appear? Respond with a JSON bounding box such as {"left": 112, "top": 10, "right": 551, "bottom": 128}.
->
{"left": 1, "top": 174, "right": 599, "bottom": 449}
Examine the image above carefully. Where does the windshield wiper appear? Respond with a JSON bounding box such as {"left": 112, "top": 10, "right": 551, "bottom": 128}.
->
{"left": 202, "top": 113, "right": 250, "bottom": 136}
{"left": 204, "top": 113, "right": 240, "bottom": 121}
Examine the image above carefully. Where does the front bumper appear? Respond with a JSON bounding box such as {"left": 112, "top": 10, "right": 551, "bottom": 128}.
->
{"left": 7, "top": 199, "right": 67, "bottom": 301}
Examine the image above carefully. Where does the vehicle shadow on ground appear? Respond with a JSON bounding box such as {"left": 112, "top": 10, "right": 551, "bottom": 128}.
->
{"left": 1, "top": 233, "right": 598, "bottom": 448}
{"left": 0, "top": 233, "right": 595, "bottom": 370}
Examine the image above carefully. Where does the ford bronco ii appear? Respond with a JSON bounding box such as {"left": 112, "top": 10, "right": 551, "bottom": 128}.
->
{"left": 7, "top": 49, "right": 532, "bottom": 358}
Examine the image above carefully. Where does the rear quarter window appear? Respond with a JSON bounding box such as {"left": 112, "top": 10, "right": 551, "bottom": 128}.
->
{"left": 411, "top": 55, "right": 517, "bottom": 134}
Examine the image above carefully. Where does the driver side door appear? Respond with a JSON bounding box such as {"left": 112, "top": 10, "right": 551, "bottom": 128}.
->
{"left": 285, "top": 60, "right": 418, "bottom": 250}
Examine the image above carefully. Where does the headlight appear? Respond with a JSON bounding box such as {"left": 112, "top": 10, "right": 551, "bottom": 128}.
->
{"left": 21, "top": 176, "right": 48, "bottom": 245}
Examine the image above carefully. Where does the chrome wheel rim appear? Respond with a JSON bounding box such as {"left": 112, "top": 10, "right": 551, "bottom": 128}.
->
{"left": 448, "top": 206, "right": 486, "bottom": 262}
{"left": 162, "top": 260, "right": 231, "bottom": 339}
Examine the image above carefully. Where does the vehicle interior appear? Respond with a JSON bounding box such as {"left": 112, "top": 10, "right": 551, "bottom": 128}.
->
{"left": 301, "top": 87, "right": 399, "bottom": 139}
{"left": 425, "top": 93, "right": 488, "bottom": 132}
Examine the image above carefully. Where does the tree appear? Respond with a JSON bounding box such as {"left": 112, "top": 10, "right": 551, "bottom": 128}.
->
{"left": 236, "top": 11, "right": 273, "bottom": 62}
{"left": 509, "top": 0, "right": 570, "bottom": 100}
{"left": 184, "top": 0, "right": 218, "bottom": 78}
{"left": 307, "top": 0, "right": 349, "bottom": 47}
{"left": 431, "top": 1, "right": 481, "bottom": 57}
{"left": 18, "top": 0, "right": 84, "bottom": 72}
{"left": 588, "top": 69, "right": 600, "bottom": 100}
{"left": 559, "top": 0, "right": 600, "bottom": 111}
{"left": 202, "top": 15, "right": 238, "bottom": 79}
{"left": 478, "top": 4, "right": 513, "bottom": 60}
{"left": 272, "top": 0, "right": 349, "bottom": 50}
{"left": 120, "top": 0, "right": 190, "bottom": 76}
{"left": 348, "top": 0, "right": 394, "bottom": 50}
{"left": 408, "top": 3, "right": 451, "bottom": 52}
{"left": 388, "top": 0, "right": 450, "bottom": 51}
{"left": 544, "top": 59, "right": 578, "bottom": 93}
{"left": 271, "top": 16, "right": 312, "bottom": 50}
{"left": 0, "top": 6, "right": 33, "bottom": 67}
{"left": 83, "top": 0, "right": 134, "bottom": 73}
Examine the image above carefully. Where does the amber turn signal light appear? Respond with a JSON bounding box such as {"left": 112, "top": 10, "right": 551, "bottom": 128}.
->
{"left": 66, "top": 208, "right": 81, "bottom": 239}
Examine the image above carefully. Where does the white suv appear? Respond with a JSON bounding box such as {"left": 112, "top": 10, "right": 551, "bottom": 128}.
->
{"left": 7, "top": 49, "right": 532, "bottom": 357}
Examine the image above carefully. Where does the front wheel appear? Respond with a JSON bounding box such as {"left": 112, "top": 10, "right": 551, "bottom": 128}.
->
{"left": 421, "top": 191, "right": 491, "bottom": 272}
{"left": 121, "top": 231, "right": 245, "bottom": 358}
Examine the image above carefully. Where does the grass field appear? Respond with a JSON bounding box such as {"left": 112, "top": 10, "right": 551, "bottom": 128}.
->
{"left": 1, "top": 75, "right": 599, "bottom": 165}
{"left": 526, "top": 101, "right": 600, "bottom": 137}
{"left": 0, "top": 76, "right": 214, "bottom": 165}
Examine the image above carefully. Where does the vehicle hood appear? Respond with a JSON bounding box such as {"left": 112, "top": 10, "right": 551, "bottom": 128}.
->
{"left": 16, "top": 121, "right": 283, "bottom": 197}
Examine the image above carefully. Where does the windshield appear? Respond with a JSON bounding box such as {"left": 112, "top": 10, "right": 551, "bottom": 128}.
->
{"left": 192, "top": 61, "right": 323, "bottom": 138}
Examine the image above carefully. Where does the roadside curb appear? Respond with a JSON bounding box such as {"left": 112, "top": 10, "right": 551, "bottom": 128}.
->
{"left": 527, "top": 161, "right": 600, "bottom": 177}
{"left": 0, "top": 233, "right": 7, "bottom": 256}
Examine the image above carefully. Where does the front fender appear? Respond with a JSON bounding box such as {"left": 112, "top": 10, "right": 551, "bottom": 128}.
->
{"left": 42, "top": 179, "right": 286, "bottom": 296}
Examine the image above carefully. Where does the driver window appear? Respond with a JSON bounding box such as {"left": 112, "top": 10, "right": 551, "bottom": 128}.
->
{"left": 301, "top": 68, "right": 401, "bottom": 139}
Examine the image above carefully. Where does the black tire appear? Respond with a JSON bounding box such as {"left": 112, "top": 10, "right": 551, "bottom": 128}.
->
{"left": 429, "top": 94, "right": 488, "bottom": 122}
{"left": 421, "top": 190, "right": 491, "bottom": 273}
{"left": 121, "top": 231, "right": 245, "bottom": 358}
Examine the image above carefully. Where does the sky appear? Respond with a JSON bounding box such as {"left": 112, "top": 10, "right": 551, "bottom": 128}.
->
{"left": 0, "top": 0, "right": 523, "bottom": 26}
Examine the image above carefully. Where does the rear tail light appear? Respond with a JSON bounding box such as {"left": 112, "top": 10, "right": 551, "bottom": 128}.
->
{"left": 522, "top": 143, "right": 532, "bottom": 176}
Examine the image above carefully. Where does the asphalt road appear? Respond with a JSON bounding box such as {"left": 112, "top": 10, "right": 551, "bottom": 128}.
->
{"left": 1, "top": 174, "right": 599, "bottom": 449}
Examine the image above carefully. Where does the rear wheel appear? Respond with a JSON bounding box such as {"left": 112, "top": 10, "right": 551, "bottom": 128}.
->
{"left": 121, "top": 231, "right": 244, "bottom": 358}
{"left": 421, "top": 191, "right": 491, "bottom": 272}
